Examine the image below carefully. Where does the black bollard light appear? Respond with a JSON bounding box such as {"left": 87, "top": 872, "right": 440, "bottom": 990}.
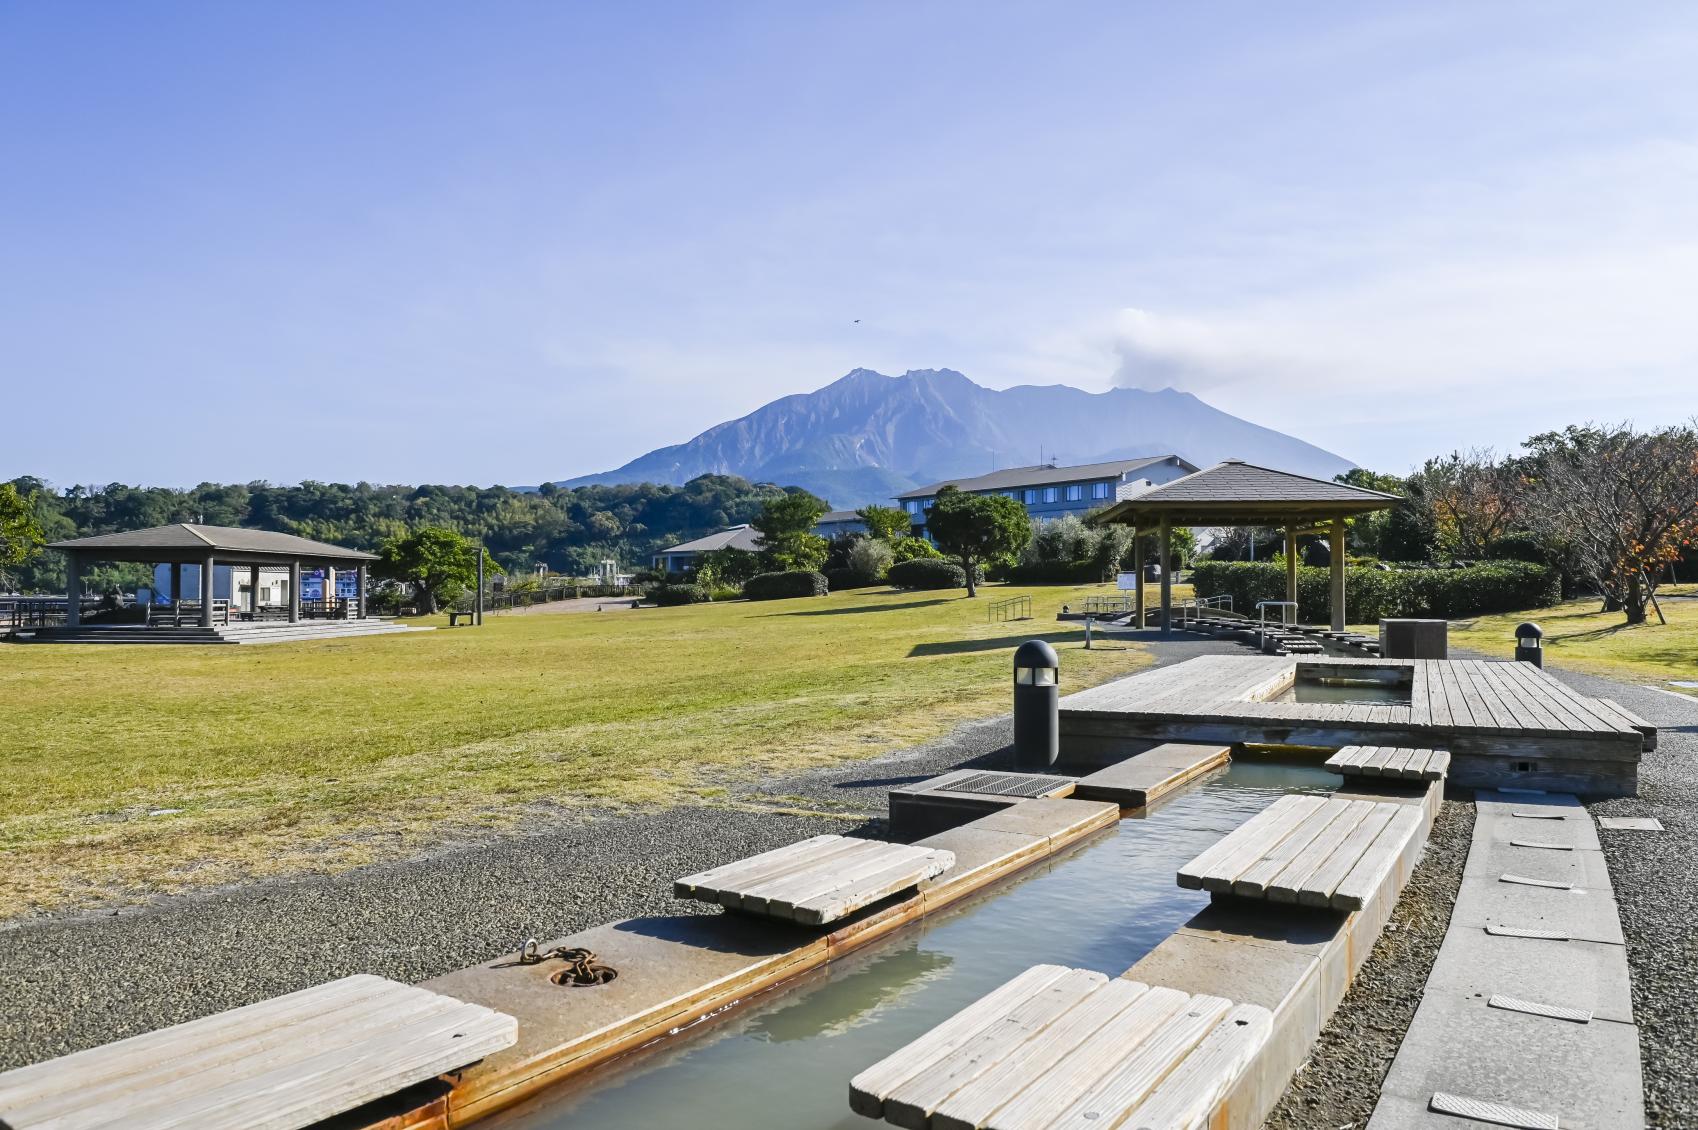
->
{"left": 1013, "top": 639, "right": 1060, "bottom": 768}
{"left": 1514, "top": 621, "right": 1544, "bottom": 668}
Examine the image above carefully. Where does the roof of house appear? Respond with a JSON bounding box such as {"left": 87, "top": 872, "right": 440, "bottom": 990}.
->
{"left": 1090, "top": 460, "right": 1398, "bottom": 527}
{"left": 816, "top": 510, "right": 865, "bottom": 525}
{"left": 894, "top": 456, "right": 1195, "bottom": 500}
{"left": 656, "top": 524, "right": 765, "bottom": 556}
{"left": 48, "top": 523, "right": 380, "bottom": 561}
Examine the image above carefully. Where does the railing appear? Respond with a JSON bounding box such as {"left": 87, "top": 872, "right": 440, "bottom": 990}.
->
{"left": 2, "top": 598, "right": 102, "bottom": 632}
{"left": 1081, "top": 594, "right": 1136, "bottom": 617}
{"left": 1178, "top": 594, "right": 1235, "bottom": 626}
{"left": 146, "top": 599, "right": 231, "bottom": 627}
{"left": 1255, "top": 600, "right": 1298, "bottom": 631}
{"left": 987, "top": 594, "right": 1031, "bottom": 623}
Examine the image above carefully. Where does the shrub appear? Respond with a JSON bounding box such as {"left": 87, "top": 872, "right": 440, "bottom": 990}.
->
{"left": 704, "top": 585, "right": 743, "bottom": 602}
{"left": 648, "top": 583, "right": 708, "bottom": 606}
{"left": 846, "top": 537, "right": 894, "bottom": 583}
{"left": 1005, "top": 559, "right": 1100, "bottom": 584}
{"left": 743, "top": 570, "right": 830, "bottom": 600}
{"left": 891, "top": 536, "right": 942, "bottom": 563}
{"left": 823, "top": 567, "right": 869, "bottom": 591}
{"left": 888, "top": 558, "right": 968, "bottom": 590}
{"left": 1188, "top": 560, "right": 1560, "bottom": 622}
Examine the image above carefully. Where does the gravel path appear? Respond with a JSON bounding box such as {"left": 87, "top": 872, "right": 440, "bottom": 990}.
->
{"left": 1263, "top": 797, "right": 1475, "bottom": 1130}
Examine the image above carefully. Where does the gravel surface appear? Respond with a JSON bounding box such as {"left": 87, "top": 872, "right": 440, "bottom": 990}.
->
{"left": 1263, "top": 797, "right": 1475, "bottom": 1130}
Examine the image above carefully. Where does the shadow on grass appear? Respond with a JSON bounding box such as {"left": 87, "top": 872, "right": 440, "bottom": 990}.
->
{"left": 908, "top": 630, "right": 1084, "bottom": 657}
{"left": 773, "top": 598, "right": 954, "bottom": 617}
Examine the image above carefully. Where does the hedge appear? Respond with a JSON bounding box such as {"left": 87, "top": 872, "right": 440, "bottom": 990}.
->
{"left": 1189, "top": 560, "right": 1560, "bottom": 623}
{"left": 648, "top": 583, "right": 709, "bottom": 606}
{"left": 823, "top": 567, "right": 876, "bottom": 592}
{"left": 887, "top": 558, "right": 969, "bottom": 590}
{"left": 1004, "top": 559, "right": 1101, "bottom": 584}
{"left": 743, "top": 570, "right": 830, "bottom": 600}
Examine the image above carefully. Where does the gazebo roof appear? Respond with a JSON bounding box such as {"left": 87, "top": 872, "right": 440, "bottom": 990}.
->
{"left": 1090, "top": 460, "right": 1400, "bottom": 528}
{"left": 49, "top": 523, "right": 379, "bottom": 563}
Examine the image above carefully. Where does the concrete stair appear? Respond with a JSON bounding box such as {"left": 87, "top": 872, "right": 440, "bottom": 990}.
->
{"left": 17, "top": 617, "right": 430, "bottom": 645}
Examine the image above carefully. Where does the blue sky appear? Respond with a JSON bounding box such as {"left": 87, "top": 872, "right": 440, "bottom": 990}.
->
{"left": 3, "top": 2, "right": 1695, "bottom": 487}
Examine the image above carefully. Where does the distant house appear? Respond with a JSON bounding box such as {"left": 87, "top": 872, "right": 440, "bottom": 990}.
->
{"left": 813, "top": 510, "right": 868, "bottom": 539}
{"left": 895, "top": 456, "right": 1199, "bottom": 537}
{"left": 652, "top": 524, "right": 764, "bottom": 574}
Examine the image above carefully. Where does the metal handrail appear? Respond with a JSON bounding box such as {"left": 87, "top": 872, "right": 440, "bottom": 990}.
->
{"left": 1255, "top": 600, "right": 1298, "bottom": 632}
{"left": 987, "top": 594, "right": 1032, "bottom": 623}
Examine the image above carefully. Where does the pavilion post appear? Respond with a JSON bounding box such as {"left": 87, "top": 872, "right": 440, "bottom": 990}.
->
{"left": 475, "top": 545, "right": 485, "bottom": 626}
{"left": 1132, "top": 525, "right": 1144, "bottom": 628}
{"left": 200, "top": 555, "right": 216, "bottom": 627}
{"left": 326, "top": 566, "right": 337, "bottom": 618}
{"left": 288, "top": 560, "right": 301, "bottom": 624}
{"left": 1159, "top": 518, "right": 1172, "bottom": 635}
{"left": 248, "top": 564, "right": 260, "bottom": 617}
{"left": 170, "top": 562, "right": 183, "bottom": 624}
{"left": 1285, "top": 528, "right": 1299, "bottom": 612}
{"left": 356, "top": 565, "right": 368, "bottom": 619}
{"left": 1329, "top": 518, "right": 1346, "bottom": 632}
{"left": 64, "top": 551, "right": 81, "bottom": 628}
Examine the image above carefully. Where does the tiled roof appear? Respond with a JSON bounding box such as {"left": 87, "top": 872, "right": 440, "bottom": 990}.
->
{"left": 816, "top": 510, "right": 865, "bottom": 524}
{"left": 894, "top": 456, "right": 1193, "bottom": 500}
{"left": 657, "top": 524, "right": 765, "bottom": 555}
{"left": 1134, "top": 460, "right": 1399, "bottom": 504}
{"left": 49, "top": 523, "right": 379, "bottom": 560}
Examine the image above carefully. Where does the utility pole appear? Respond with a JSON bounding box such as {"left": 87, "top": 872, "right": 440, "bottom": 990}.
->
{"left": 475, "top": 545, "right": 485, "bottom": 626}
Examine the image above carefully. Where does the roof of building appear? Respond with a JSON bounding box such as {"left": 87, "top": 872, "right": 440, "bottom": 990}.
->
{"left": 1090, "top": 460, "right": 1398, "bottom": 527}
{"left": 656, "top": 524, "right": 765, "bottom": 556}
{"left": 48, "top": 523, "right": 379, "bottom": 561}
{"left": 816, "top": 510, "right": 865, "bottom": 524}
{"left": 894, "top": 455, "right": 1195, "bottom": 500}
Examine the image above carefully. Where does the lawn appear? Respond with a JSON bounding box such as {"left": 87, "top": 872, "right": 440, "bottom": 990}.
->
{"left": 0, "top": 582, "right": 1152, "bottom": 919}
{"left": 1445, "top": 584, "right": 1698, "bottom": 694}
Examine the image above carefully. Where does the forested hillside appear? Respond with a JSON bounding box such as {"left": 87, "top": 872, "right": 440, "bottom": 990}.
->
{"left": 4, "top": 474, "right": 792, "bottom": 593}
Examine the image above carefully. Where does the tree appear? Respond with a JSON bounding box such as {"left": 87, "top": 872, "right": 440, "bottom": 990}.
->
{"left": 753, "top": 490, "right": 829, "bottom": 572}
{"left": 857, "top": 504, "right": 913, "bottom": 543}
{"left": 924, "top": 486, "right": 1033, "bottom": 597}
{"left": 375, "top": 526, "right": 492, "bottom": 614}
{"left": 846, "top": 537, "right": 894, "bottom": 583}
{"left": 1411, "top": 450, "right": 1521, "bottom": 560}
{"left": 694, "top": 546, "right": 761, "bottom": 589}
{"left": 891, "top": 536, "right": 941, "bottom": 563}
{"left": 0, "top": 482, "right": 45, "bottom": 588}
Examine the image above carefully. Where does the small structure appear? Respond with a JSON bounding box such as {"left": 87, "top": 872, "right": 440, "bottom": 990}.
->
{"left": 651, "top": 523, "right": 763, "bottom": 574}
{"left": 1089, "top": 459, "right": 1400, "bottom": 633}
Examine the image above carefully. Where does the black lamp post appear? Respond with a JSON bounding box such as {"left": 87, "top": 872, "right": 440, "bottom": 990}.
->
{"left": 1514, "top": 622, "right": 1543, "bottom": 667}
{"left": 1013, "top": 639, "right": 1060, "bottom": 768}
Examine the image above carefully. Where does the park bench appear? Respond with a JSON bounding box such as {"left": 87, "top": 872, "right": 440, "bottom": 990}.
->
{"left": 448, "top": 610, "right": 476, "bottom": 625}
{"left": 0, "top": 974, "right": 516, "bottom": 1130}
{"left": 676, "top": 834, "right": 954, "bottom": 926}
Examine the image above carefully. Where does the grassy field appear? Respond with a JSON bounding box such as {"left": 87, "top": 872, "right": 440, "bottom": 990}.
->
{"left": 1445, "top": 584, "right": 1698, "bottom": 693}
{"left": 0, "top": 582, "right": 1155, "bottom": 919}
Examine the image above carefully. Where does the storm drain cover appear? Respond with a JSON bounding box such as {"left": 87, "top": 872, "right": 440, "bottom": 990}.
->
{"left": 1485, "top": 924, "right": 1571, "bottom": 941}
{"left": 1429, "top": 1091, "right": 1558, "bottom": 1129}
{"left": 938, "top": 772, "right": 1070, "bottom": 798}
{"left": 1488, "top": 994, "right": 1592, "bottom": 1024}
{"left": 1598, "top": 816, "right": 1663, "bottom": 831}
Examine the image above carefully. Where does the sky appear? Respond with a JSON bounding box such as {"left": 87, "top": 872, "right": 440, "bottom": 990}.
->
{"left": 3, "top": 1, "right": 1696, "bottom": 488}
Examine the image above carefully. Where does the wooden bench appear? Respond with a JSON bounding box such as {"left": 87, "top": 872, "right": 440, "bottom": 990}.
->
{"left": 448, "top": 610, "right": 476, "bottom": 626}
{"left": 1177, "top": 793, "right": 1424, "bottom": 910}
{"left": 849, "top": 964, "right": 1271, "bottom": 1130}
{"left": 1325, "top": 744, "right": 1450, "bottom": 782}
{"left": 0, "top": 974, "right": 516, "bottom": 1130}
{"left": 676, "top": 834, "right": 954, "bottom": 926}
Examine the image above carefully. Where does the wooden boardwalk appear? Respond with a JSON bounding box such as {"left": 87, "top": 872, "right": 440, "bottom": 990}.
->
{"left": 849, "top": 964, "right": 1271, "bottom": 1130}
{"left": 1325, "top": 745, "right": 1451, "bottom": 782}
{"left": 675, "top": 835, "right": 955, "bottom": 925}
{"left": 0, "top": 975, "right": 515, "bottom": 1130}
{"left": 1177, "top": 794, "right": 1424, "bottom": 910}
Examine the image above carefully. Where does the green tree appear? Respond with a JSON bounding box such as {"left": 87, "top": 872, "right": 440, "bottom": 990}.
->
{"left": 0, "top": 482, "right": 45, "bottom": 588}
{"left": 891, "top": 536, "right": 941, "bottom": 563}
{"left": 924, "top": 486, "right": 1032, "bottom": 597}
{"left": 753, "top": 490, "right": 829, "bottom": 572}
{"left": 375, "top": 526, "right": 493, "bottom": 614}
{"left": 857, "top": 504, "right": 912, "bottom": 542}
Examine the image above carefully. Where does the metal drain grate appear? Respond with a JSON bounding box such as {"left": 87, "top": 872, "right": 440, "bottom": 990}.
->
{"left": 938, "top": 771, "right": 1069, "bottom": 798}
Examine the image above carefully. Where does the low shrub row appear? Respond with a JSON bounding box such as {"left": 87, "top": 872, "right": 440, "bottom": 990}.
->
{"left": 887, "top": 558, "right": 969, "bottom": 590}
{"left": 647, "top": 583, "right": 709, "bottom": 606}
{"left": 1002, "top": 559, "right": 1102, "bottom": 584}
{"left": 1189, "top": 560, "right": 1560, "bottom": 622}
{"left": 743, "top": 570, "right": 830, "bottom": 600}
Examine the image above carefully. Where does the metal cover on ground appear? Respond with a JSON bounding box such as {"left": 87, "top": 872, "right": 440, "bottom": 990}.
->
{"left": 1487, "top": 994, "right": 1593, "bottom": 1024}
{"left": 1499, "top": 874, "right": 1575, "bottom": 890}
{"left": 1429, "top": 1090, "right": 1558, "bottom": 1129}
{"left": 1597, "top": 816, "right": 1663, "bottom": 831}
{"left": 1484, "top": 923, "right": 1571, "bottom": 940}
{"left": 937, "top": 771, "right": 1069, "bottom": 798}
{"left": 1509, "top": 840, "right": 1573, "bottom": 851}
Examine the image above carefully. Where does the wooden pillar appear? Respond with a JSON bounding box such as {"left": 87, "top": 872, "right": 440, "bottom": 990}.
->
{"left": 64, "top": 551, "right": 81, "bottom": 628}
{"left": 199, "top": 555, "right": 215, "bottom": 627}
{"left": 170, "top": 562, "right": 183, "bottom": 625}
{"left": 1285, "top": 528, "right": 1299, "bottom": 616}
{"left": 288, "top": 560, "right": 301, "bottom": 624}
{"left": 325, "top": 566, "right": 337, "bottom": 617}
{"left": 356, "top": 565, "right": 368, "bottom": 619}
{"left": 1159, "top": 518, "right": 1173, "bottom": 635}
{"left": 248, "top": 564, "right": 261, "bottom": 616}
{"left": 1132, "top": 525, "right": 1144, "bottom": 628}
{"left": 1329, "top": 518, "right": 1346, "bottom": 632}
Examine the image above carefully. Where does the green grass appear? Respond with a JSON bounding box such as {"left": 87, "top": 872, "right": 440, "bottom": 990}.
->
{"left": 1444, "top": 584, "right": 1698, "bottom": 693}
{"left": 0, "top": 582, "right": 1151, "bottom": 918}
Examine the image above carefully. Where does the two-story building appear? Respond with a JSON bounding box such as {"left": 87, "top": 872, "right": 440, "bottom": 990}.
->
{"left": 894, "top": 456, "right": 1199, "bottom": 537}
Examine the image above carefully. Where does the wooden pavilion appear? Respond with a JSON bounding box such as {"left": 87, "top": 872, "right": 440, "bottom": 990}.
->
{"left": 1089, "top": 460, "right": 1400, "bottom": 633}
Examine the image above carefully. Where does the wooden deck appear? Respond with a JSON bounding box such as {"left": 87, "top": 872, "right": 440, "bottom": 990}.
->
{"left": 1177, "top": 793, "right": 1425, "bottom": 910}
{"left": 1325, "top": 744, "right": 1451, "bottom": 782}
{"left": 1059, "top": 655, "right": 1654, "bottom": 795}
{"left": 0, "top": 974, "right": 515, "bottom": 1130}
{"left": 675, "top": 835, "right": 955, "bottom": 925}
{"left": 849, "top": 964, "right": 1271, "bottom": 1130}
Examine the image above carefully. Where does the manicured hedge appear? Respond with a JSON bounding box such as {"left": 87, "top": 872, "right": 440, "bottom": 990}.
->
{"left": 648, "top": 583, "right": 709, "bottom": 606}
{"left": 1004, "top": 559, "right": 1101, "bottom": 584}
{"left": 743, "top": 570, "right": 830, "bottom": 600}
{"left": 823, "top": 567, "right": 875, "bottom": 592}
{"left": 887, "top": 558, "right": 969, "bottom": 590}
{"left": 1189, "top": 560, "right": 1559, "bottom": 623}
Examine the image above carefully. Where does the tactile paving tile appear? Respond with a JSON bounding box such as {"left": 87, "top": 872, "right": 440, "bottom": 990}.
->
{"left": 1487, "top": 993, "right": 1593, "bottom": 1024}
{"left": 1484, "top": 923, "right": 1571, "bottom": 940}
{"left": 1509, "top": 840, "right": 1573, "bottom": 850}
{"left": 1511, "top": 810, "right": 1567, "bottom": 820}
{"left": 1429, "top": 1090, "right": 1558, "bottom": 1129}
{"left": 1499, "top": 873, "right": 1575, "bottom": 890}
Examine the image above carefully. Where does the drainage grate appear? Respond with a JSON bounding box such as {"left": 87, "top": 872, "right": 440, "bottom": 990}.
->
{"left": 1429, "top": 1091, "right": 1558, "bottom": 1129}
{"left": 938, "top": 771, "right": 1069, "bottom": 798}
{"left": 1488, "top": 994, "right": 1592, "bottom": 1024}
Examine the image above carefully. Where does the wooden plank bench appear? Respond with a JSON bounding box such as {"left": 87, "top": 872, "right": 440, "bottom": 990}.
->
{"left": 1324, "top": 744, "right": 1451, "bottom": 782}
{"left": 1177, "top": 793, "right": 1424, "bottom": 910}
{"left": 0, "top": 974, "right": 516, "bottom": 1130}
{"left": 676, "top": 835, "right": 955, "bottom": 926}
{"left": 849, "top": 964, "right": 1271, "bottom": 1130}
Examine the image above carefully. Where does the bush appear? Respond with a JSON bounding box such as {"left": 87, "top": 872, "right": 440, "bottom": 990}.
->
{"left": 1005, "top": 559, "right": 1100, "bottom": 584}
{"left": 823, "top": 567, "right": 873, "bottom": 591}
{"left": 847, "top": 537, "right": 894, "bottom": 583}
{"left": 648, "top": 583, "right": 708, "bottom": 606}
{"left": 891, "top": 536, "right": 942, "bottom": 563}
{"left": 888, "top": 558, "right": 968, "bottom": 590}
{"left": 704, "top": 585, "right": 743, "bottom": 602}
{"left": 743, "top": 570, "right": 830, "bottom": 600}
{"left": 1188, "top": 560, "right": 1560, "bottom": 622}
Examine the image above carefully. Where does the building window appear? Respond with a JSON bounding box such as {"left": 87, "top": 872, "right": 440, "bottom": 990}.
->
{"left": 906, "top": 499, "right": 921, "bottom": 514}
{"left": 1024, "top": 489, "right": 1038, "bottom": 504}
{"left": 1092, "top": 481, "right": 1111, "bottom": 499}
{"left": 1043, "top": 487, "right": 1059, "bottom": 503}
{"left": 1065, "top": 484, "right": 1083, "bottom": 502}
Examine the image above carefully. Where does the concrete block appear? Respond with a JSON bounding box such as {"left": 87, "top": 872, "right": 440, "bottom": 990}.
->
{"left": 913, "top": 826, "right": 1048, "bottom": 896}
{"left": 1379, "top": 618, "right": 1448, "bottom": 659}
{"left": 1461, "top": 842, "right": 1613, "bottom": 890}
{"left": 1421, "top": 922, "right": 1634, "bottom": 1024}
{"left": 967, "top": 796, "right": 1119, "bottom": 848}
{"left": 1449, "top": 874, "right": 1624, "bottom": 946}
{"left": 1473, "top": 804, "right": 1602, "bottom": 853}
{"left": 1072, "top": 742, "right": 1229, "bottom": 806}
